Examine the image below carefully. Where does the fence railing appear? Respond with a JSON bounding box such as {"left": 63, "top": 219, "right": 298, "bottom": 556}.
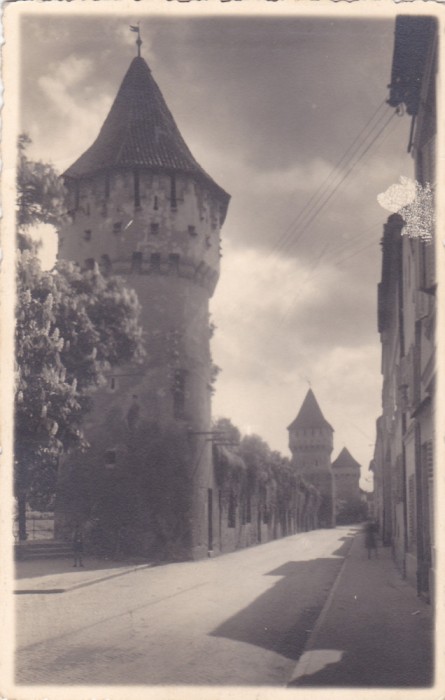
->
{"left": 13, "top": 515, "right": 55, "bottom": 542}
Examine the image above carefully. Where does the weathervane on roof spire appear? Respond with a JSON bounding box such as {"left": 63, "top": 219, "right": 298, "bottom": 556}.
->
{"left": 129, "top": 23, "right": 142, "bottom": 58}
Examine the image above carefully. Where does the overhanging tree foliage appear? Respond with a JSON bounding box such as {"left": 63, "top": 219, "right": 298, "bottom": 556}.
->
{"left": 15, "top": 137, "right": 145, "bottom": 539}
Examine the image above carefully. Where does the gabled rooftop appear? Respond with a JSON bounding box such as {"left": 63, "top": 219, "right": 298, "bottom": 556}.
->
{"left": 332, "top": 447, "right": 361, "bottom": 471}
{"left": 63, "top": 56, "right": 229, "bottom": 217}
{"left": 287, "top": 389, "right": 333, "bottom": 432}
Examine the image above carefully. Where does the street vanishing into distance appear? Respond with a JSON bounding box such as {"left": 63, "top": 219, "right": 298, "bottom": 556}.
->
{"left": 16, "top": 528, "right": 353, "bottom": 685}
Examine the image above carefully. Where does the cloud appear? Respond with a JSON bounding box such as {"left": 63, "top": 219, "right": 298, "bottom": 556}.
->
{"left": 211, "top": 242, "right": 381, "bottom": 471}
{"left": 42, "top": 55, "right": 93, "bottom": 88}
{"left": 19, "top": 15, "right": 414, "bottom": 479}
{"left": 30, "top": 57, "right": 112, "bottom": 172}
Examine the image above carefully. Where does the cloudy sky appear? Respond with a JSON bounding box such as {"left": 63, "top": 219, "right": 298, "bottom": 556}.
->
{"left": 19, "top": 10, "right": 414, "bottom": 488}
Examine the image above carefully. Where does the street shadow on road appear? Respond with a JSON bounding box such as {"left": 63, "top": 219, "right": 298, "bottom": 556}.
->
{"left": 210, "top": 556, "right": 348, "bottom": 662}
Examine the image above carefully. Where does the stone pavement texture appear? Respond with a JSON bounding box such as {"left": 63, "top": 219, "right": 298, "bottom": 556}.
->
{"left": 289, "top": 530, "right": 434, "bottom": 688}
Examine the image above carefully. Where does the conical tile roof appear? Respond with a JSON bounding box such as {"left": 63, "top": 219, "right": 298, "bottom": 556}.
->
{"left": 332, "top": 447, "right": 361, "bottom": 471}
{"left": 287, "top": 389, "right": 333, "bottom": 432}
{"left": 63, "top": 56, "right": 229, "bottom": 217}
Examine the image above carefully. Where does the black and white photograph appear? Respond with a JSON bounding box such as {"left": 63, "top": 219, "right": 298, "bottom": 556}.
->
{"left": 1, "top": 2, "right": 443, "bottom": 697}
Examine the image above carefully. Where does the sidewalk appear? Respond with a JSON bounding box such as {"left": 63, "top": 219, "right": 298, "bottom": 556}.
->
{"left": 289, "top": 531, "right": 434, "bottom": 688}
{"left": 15, "top": 556, "right": 154, "bottom": 594}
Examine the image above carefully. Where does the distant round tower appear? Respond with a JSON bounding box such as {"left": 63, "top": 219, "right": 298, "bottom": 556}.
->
{"left": 287, "top": 389, "right": 336, "bottom": 528}
{"left": 57, "top": 53, "right": 230, "bottom": 559}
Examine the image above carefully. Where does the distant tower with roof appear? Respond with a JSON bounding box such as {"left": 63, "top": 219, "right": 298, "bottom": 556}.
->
{"left": 56, "top": 37, "right": 230, "bottom": 559}
{"left": 287, "top": 389, "right": 335, "bottom": 528}
{"left": 332, "top": 447, "right": 362, "bottom": 523}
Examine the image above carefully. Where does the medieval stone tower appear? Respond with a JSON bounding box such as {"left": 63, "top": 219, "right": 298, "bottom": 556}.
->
{"left": 287, "top": 389, "right": 336, "bottom": 528}
{"left": 332, "top": 447, "right": 361, "bottom": 522}
{"left": 56, "top": 49, "right": 230, "bottom": 560}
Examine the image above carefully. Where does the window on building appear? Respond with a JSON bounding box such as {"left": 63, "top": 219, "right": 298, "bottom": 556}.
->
{"left": 150, "top": 253, "right": 161, "bottom": 272}
{"left": 170, "top": 174, "right": 177, "bottom": 210}
{"left": 84, "top": 258, "right": 95, "bottom": 271}
{"left": 113, "top": 222, "right": 122, "bottom": 234}
{"left": 131, "top": 251, "right": 143, "bottom": 273}
{"left": 154, "top": 195, "right": 159, "bottom": 210}
{"left": 150, "top": 222, "right": 159, "bottom": 236}
{"left": 173, "top": 369, "right": 186, "bottom": 419}
{"left": 83, "top": 229, "right": 92, "bottom": 241}
{"left": 228, "top": 491, "right": 236, "bottom": 528}
{"left": 109, "top": 376, "right": 118, "bottom": 391}
{"left": 134, "top": 169, "right": 140, "bottom": 208}
{"left": 188, "top": 225, "right": 197, "bottom": 237}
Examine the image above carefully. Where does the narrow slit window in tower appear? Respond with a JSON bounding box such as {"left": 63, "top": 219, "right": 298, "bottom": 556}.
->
{"left": 83, "top": 229, "right": 92, "bottom": 241}
{"left": 131, "top": 251, "right": 143, "bottom": 273}
{"left": 113, "top": 222, "right": 122, "bottom": 234}
{"left": 154, "top": 195, "right": 159, "bottom": 210}
{"left": 170, "top": 174, "right": 177, "bottom": 210}
{"left": 150, "top": 222, "right": 159, "bottom": 235}
{"left": 188, "top": 225, "right": 197, "bottom": 237}
{"left": 101, "top": 254, "right": 112, "bottom": 275}
{"left": 134, "top": 169, "right": 140, "bottom": 208}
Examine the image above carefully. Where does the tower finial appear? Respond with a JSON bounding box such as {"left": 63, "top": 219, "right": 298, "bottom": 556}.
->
{"left": 129, "top": 24, "right": 142, "bottom": 58}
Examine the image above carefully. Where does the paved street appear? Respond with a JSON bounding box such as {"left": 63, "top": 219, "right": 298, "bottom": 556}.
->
{"left": 16, "top": 527, "right": 354, "bottom": 685}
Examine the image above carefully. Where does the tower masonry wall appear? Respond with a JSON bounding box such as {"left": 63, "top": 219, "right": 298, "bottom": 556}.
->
{"left": 56, "top": 168, "right": 225, "bottom": 559}
{"left": 61, "top": 170, "right": 223, "bottom": 295}
{"left": 332, "top": 468, "right": 361, "bottom": 501}
{"left": 288, "top": 424, "right": 335, "bottom": 527}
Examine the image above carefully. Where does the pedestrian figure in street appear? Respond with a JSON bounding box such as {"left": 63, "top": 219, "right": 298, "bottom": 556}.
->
{"left": 364, "top": 519, "right": 378, "bottom": 559}
{"left": 73, "top": 523, "right": 84, "bottom": 567}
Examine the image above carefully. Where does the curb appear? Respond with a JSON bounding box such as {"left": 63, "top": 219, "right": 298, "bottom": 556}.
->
{"left": 14, "top": 562, "right": 154, "bottom": 595}
{"left": 287, "top": 532, "right": 355, "bottom": 685}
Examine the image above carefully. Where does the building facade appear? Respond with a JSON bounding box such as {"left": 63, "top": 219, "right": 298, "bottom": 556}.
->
{"left": 288, "top": 390, "right": 336, "bottom": 528}
{"left": 373, "top": 16, "right": 437, "bottom": 601}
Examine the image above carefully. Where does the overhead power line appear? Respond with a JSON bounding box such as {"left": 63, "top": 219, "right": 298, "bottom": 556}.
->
{"left": 271, "top": 102, "right": 396, "bottom": 259}
{"left": 270, "top": 99, "right": 387, "bottom": 254}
